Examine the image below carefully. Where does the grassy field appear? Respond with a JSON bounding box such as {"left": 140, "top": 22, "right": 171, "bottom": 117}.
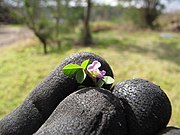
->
{"left": 0, "top": 29, "right": 180, "bottom": 127}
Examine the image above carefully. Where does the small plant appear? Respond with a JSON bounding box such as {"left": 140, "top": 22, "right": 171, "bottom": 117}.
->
{"left": 63, "top": 59, "right": 114, "bottom": 87}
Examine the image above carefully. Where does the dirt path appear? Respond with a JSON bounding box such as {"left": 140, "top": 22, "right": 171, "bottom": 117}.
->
{"left": 0, "top": 25, "right": 34, "bottom": 48}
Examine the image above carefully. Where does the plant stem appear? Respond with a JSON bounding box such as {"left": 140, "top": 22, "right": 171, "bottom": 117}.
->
{"left": 85, "top": 69, "right": 97, "bottom": 86}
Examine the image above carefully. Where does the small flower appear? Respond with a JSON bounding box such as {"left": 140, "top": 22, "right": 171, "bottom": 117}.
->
{"left": 87, "top": 60, "right": 106, "bottom": 79}
{"left": 63, "top": 59, "right": 114, "bottom": 87}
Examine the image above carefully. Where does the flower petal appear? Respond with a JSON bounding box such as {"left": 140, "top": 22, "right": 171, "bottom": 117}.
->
{"left": 100, "top": 70, "right": 106, "bottom": 76}
{"left": 96, "top": 69, "right": 105, "bottom": 79}
{"left": 92, "top": 61, "right": 101, "bottom": 69}
{"left": 87, "top": 60, "right": 106, "bottom": 79}
{"left": 87, "top": 65, "right": 94, "bottom": 71}
{"left": 87, "top": 60, "right": 101, "bottom": 72}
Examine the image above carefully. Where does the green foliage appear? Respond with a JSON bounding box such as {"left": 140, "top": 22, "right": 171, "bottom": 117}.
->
{"left": 97, "top": 79, "right": 104, "bottom": 87}
{"left": 23, "top": 0, "right": 52, "bottom": 54}
{"left": 22, "top": 0, "right": 90, "bottom": 52}
{"left": 66, "top": 6, "right": 84, "bottom": 27}
{"left": 63, "top": 64, "right": 81, "bottom": 76}
{"left": 63, "top": 59, "right": 114, "bottom": 86}
{"left": 91, "top": 5, "right": 124, "bottom": 21}
{"left": 117, "top": 0, "right": 165, "bottom": 28}
{"left": 76, "top": 70, "right": 86, "bottom": 83}
{"left": 81, "top": 59, "right": 90, "bottom": 69}
{"left": 63, "top": 60, "right": 90, "bottom": 84}
{"left": 97, "top": 76, "right": 114, "bottom": 87}
{"left": 63, "top": 59, "right": 90, "bottom": 77}
{"left": 0, "top": 2, "right": 22, "bottom": 24}
{"left": 122, "top": 7, "right": 147, "bottom": 28}
{"left": 102, "top": 76, "right": 115, "bottom": 84}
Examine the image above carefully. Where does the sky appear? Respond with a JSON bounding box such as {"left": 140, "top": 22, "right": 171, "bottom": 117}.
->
{"left": 95, "top": 0, "right": 180, "bottom": 12}
{"left": 5, "top": 0, "right": 180, "bottom": 12}
{"left": 164, "top": 0, "right": 180, "bottom": 12}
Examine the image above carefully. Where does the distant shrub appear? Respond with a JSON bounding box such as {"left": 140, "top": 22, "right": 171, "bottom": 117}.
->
{"left": 91, "top": 21, "right": 115, "bottom": 33}
{"left": 121, "top": 7, "right": 147, "bottom": 28}
{"left": 157, "top": 12, "right": 180, "bottom": 32}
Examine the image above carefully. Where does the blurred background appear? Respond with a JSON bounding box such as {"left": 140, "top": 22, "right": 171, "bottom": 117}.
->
{"left": 0, "top": 0, "right": 180, "bottom": 127}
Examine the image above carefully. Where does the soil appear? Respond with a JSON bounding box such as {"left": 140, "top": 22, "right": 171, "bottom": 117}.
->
{"left": 0, "top": 25, "right": 34, "bottom": 48}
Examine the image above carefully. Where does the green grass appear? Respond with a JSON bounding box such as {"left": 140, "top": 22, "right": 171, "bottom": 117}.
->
{"left": 0, "top": 30, "right": 180, "bottom": 127}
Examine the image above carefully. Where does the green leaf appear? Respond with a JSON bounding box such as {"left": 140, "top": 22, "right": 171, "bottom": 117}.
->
{"left": 76, "top": 70, "right": 86, "bottom": 84}
{"left": 81, "top": 59, "right": 90, "bottom": 69}
{"left": 63, "top": 64, "right": 81, "bottom": 76}
{"left": 97, "top": 79, "right": 105, "bottom": 87}
{"left": 102, "top": 76, "right": 115, "bottom": 84}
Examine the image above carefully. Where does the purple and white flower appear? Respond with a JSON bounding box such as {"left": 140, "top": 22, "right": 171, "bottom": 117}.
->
{"left": 87, "top": 60, "right": 106, "bottom": 79}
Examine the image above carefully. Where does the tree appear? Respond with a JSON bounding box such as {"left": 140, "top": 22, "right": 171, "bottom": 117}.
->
{"left": 23, "top": 0, "right": 49, "bottom": 54}
{"left": 83, "top": 0, "right": 93, "bottom": 45}
{"left": 67, "top": 0, "right": 93, "bottom": 45}
{"left": 118, "top": 0, "right": 168, "bottom": 28}
{"left": 0, "top": 0, "right": 22, "bottom": 24}
{"left": 141, "top": 0, "right": 164, "bottom": 28}
{"left": 23, "top": 0, "right": 63, "bottom": 54}
{"left": 49, "top": 0, "right": 62, "bottom": 48}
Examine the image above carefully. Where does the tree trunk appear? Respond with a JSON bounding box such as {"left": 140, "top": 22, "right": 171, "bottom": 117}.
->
{"left": 83, "top": 0, "right": 92, "bottom": 45}
{"left": 39, "top": 37, "right": 48, "bottom": 54}
{"left": 144, "top": 9, "right": 153, "bottom": 28}
{"left": 56, "top": 0, "right": 61, "bottom": 48}
{"left": 42, "top": 40, "right": 47, "bottom": 54}
{"left": 35, "top": 31, "right": 48, "bottom": 54}
{"left": 143, "top": 0, "right": 159, "bottom": 29}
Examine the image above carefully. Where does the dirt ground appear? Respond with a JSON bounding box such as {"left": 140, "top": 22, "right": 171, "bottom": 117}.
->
{"left": 0, "top": 25, "right": 34, "bottom": 48}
